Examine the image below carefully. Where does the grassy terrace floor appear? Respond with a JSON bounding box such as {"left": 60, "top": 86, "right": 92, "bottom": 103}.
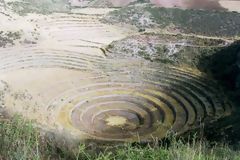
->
{"left": 0, "top": 116, "right": 240, "bottom": 160}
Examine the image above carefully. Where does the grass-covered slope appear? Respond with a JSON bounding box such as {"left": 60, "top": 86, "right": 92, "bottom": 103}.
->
{"left": 7, "top": 0, "right": 70, "bottom": 15}
{"left": 103, "top": 4, "right": 240, "bottom": 37}
{"left": 1, "top": 116, "right": 240, "bottom": 160}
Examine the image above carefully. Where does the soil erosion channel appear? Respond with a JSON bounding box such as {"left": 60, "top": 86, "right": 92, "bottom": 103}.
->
{"left": 0, "top": 8, "right": 232, "bottom": 144}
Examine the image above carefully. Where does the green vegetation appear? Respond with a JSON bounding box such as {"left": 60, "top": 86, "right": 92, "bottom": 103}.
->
{"left": 1, "top": 116, "right": 240, "bottom": 160}
{"left": 104, "top": 5, "right": 240, "bottom": 37}
{"left": 146, "top": 7, "right": 240, "bottom": 37}
{"left": 0, "top": 31, "right": 21, "bottom": 47}
{"left": 7, "top": 0, "right": 70, "bottom": 15}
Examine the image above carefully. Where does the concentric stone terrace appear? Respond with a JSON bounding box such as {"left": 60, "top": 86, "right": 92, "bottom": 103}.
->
{"left": 46, "top": 65, "right": 231, "bottom": 142}
{"left": 0, "top": 9, "right": 232, "bottom": 143}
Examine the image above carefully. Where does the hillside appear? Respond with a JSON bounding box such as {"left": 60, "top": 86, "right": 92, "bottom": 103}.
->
{"left": 103, "top": 4, "right": 240, "bottom": 37}
{"left": 6, "top": 0, "right": 70, "bottom": 15}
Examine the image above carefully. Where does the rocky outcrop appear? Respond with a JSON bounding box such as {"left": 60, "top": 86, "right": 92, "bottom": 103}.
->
{"left": 106, "top": 33, "right": 230, "bottom": 67}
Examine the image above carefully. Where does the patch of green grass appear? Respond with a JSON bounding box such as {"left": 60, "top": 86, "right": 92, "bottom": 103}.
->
{"left": 7, "top": 0, "right": 70, "bottom": 15}
{"left": 104, "top": 5, "right": 240, "bottom": 37}
{"left": 0, "top": 116, "right": 41, "bottom": 159}
{"left": 145, "top": 7, "right": 240, "bottom": 37}
{"left": 0, "top": 31, "right": 21, "bottom": 47}
{"left": 0, "top": 116, "right": 240, "bottom": 160}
